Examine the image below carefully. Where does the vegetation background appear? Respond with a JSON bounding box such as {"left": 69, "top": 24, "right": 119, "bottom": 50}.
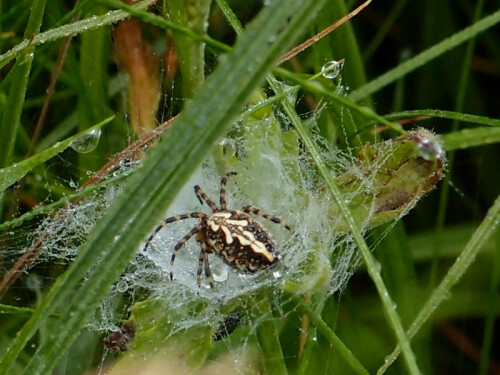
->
{"left": 0, "top": 0, "right": 499, "bottom": 374}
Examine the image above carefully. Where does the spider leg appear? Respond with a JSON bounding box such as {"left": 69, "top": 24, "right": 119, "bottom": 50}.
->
{"left": 169, "top": 223, "right": 204, "bottom": 281}
{"left": 242, "top": 205, "right": 293, "bottom": 232}
{"left": 220, "top": 172, "right": 237, "bottom": 211}
{"left": 204, "top": 251, "right": 215, "bottom": 289}
{"left": 143, "top": 212, "right": 206, "bottom": 252}
{"left": 196, "top": 241, "right": 215, "bottom": 288}
{"left": 194, "top": 185, "right": 218, "bottom": 211}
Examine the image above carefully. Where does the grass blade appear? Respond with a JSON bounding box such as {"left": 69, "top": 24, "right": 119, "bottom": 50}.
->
{"left": 378, "top": 194, "right": 500, "bottom": 374}
{"left": 348, "top": 8, "right": 500, "bottom": 101}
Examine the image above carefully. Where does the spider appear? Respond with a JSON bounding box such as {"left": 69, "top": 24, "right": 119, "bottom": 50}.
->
{"left": 143, "top": 172, "right": 292, "bottom": 288}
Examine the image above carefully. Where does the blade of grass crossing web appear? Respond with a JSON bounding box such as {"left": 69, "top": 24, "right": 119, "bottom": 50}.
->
{"left": 268, "top": 76, "right": 420, "bottom": 375}
{"left": 0, "top": 1, "right": 330, "bottom": 373}
{"left": 215, "top": 4, "right": 368, "bottom": 372}
{"left": 275, "top": 68, "right": 404, "bottom": 134}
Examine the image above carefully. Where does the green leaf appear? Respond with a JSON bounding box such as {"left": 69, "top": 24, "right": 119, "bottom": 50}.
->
{"left": 109, "top": 299, "right": 213, "bottom": 373}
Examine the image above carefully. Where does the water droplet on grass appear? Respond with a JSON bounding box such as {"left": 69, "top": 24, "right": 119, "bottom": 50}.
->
{"left": 71, "top": 128, "right": 101, "bottom": 153}
{"left": 321, "top": 60, "right": 344, "bottom": 79}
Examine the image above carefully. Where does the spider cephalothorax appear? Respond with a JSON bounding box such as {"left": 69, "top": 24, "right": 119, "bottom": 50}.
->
{"left": 143, "top": 172, "right": 291, "bottom": 288}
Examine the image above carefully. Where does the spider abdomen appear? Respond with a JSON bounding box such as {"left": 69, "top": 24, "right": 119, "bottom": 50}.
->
{"left": 205, "top": 211, "right": 279, "bottom": 272}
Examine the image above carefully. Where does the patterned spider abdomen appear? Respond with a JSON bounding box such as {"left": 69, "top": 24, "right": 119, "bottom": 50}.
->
{"left": 205, "top": 211, "right": 279, "bottom": 272}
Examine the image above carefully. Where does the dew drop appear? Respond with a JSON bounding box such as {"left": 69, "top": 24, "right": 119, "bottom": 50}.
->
{"left": 212, "top": 264, "right": 229, "bottom": 282}
{"left": 116, "top": 280, "right": 129, "bottom": 292}
{"left": 321, "top": 60, "right": 344, "bottom": 79}
{"left": 71, "top": 128, "right": 101, "bottom": 153}
{"left": 418, "top": 138, "right": 443, "bottom": 161}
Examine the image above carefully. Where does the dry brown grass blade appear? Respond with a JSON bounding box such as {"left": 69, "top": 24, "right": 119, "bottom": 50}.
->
{"left": 278, "top": 0, "right": 372, "bottom": 64}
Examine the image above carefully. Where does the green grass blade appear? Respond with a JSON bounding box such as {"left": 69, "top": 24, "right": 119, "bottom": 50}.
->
{"left": 255, "top": 291, "right": 288, "bottom": 375}
{"left": 431, "top": 0, "right": 485, "bottom": 289}
{"left": 348, "top": 8, "right": 500, "bottom": 101}
{"left": 0, "top": 0, "right": 47, "bottom": 215}
{"left": 275, "top": 68, "right": 403, "bottom": 133}
{"left": 267, "top": 76, "right": 420, "bottom": 375}
{"left": 382, "top": 109, "right": 500, "bottom": 127}
{"left": 296, "top": 296, "right": 370, "bottom": 375}
{"left": 478, "top": 231, "right": 500, "bottom": 375}
{"left": 441, "top": 127, "right": 500, "bottom": 151}
{"left": 0, "top": 0, "right": 329, "bottom": 373}
{"left": 165, "top": 0, "right": 212, "bottom": 98}
{"left": 0, "top": 0, "right": 155, "bottom": 70}
{"left": 99, "top": 0, "right": 229, "bottom": 53}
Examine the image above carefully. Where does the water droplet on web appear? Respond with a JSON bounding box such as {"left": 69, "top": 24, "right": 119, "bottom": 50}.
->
{"left": 71, "top": 128, "right": 101, "bottom": 153}
{"left": 321, "top": 60, "right": 344, "bottom": 79}
{"left": 116, "top": 280, "right": 129, "bottom": 292}
{"left": 272, "top": 270, "right": 283, "bottom": 279}
{"left": 212, "top": 264, "right": 229, "bottom": 282}
{"left": 210, "top": 260, "right": 229, "bottom": 283}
